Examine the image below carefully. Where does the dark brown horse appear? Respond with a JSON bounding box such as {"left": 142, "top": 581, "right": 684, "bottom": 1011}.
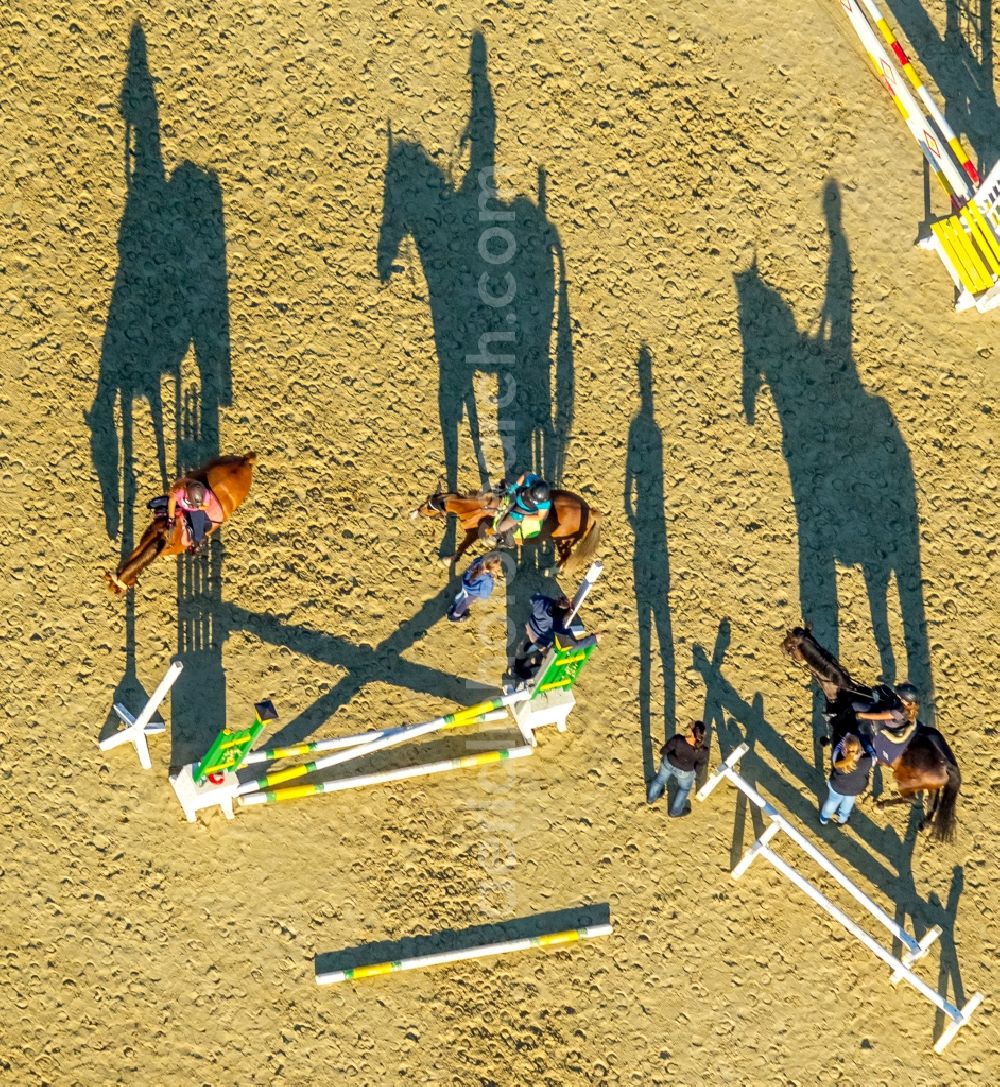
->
{"left": 106, "top": 453, "right": 256, "bottom": 595}
{"left": 411, "top": 487, "right": 601, "bottom": 576}
{"left": 782, "top": 626, "right": 960, "bottom": 843}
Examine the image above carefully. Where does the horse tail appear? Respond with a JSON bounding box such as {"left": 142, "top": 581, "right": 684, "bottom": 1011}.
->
{"left": 563, "top": 510, "right": 602, "bottom": 577}
{"left": 931, "top": 756, "right": 960, "bottom": 844}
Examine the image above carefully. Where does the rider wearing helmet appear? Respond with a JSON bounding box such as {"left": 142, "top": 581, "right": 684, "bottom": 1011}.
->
{"left": 167, "top": 476, "right": 223, "bottom": 553}
{"left": 492, "top": 472, "right": 552, "bottom": 548}
{"left": 853, "top": 682, "right": 920, "bottom": 762}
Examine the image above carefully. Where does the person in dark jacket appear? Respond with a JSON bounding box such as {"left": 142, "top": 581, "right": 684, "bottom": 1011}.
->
{"left": 646, "top": 721, "right": 708, "bottom": 818}
{"left": 820, "top": 733, "right": 873, "bottom": 826}
{"left": 505, "top": 593, "right": 598, "bottom": 689}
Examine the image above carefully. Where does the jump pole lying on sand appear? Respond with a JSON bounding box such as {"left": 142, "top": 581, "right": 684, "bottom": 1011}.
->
{"left": 698, "top": 744, "right": 984, "bottom": 1052}
{"left": 855, "top": 0, "right": 978, "bottom": 189}
{"left": 239, "top": 710, "right": 510, "bottom": 766}
{"left": 838, "top": 0, "right": 973, "bottom": 204}
{"left": 233, "top": 693, "right": 530, "bottom": 798}
{"left": 240, "top": 744, "right": 533, "bottom": 806}
{"left": 99, "top": 660, "right": 183, "bottom": 770}
{"left": 316, "top": 922, "right": 613, "bottom": 985}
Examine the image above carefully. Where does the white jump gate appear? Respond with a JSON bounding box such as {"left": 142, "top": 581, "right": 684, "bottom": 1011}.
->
{"left": 697, "top": 744, "right": 983, "bottom": 1053}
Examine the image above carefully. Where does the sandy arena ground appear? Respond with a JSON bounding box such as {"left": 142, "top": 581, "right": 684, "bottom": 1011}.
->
{"left": 2, "top": 1, "right": 999, "bottom": 1083}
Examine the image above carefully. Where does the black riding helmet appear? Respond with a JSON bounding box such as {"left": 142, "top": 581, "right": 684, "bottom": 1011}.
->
{"left": 895, "top": 682, "right": 919, "bottom": 704}
{"left": 527, "top": 480, "right": 550, "bottom": 504}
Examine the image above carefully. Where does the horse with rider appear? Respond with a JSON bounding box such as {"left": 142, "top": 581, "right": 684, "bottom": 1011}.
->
{"left": 106, "top": 453, "right": 256, "bottom": 594}
{"left": 411, "top": 471, "right": 602, "bottom": 576}
{"left": 783, "top": 627, "right": 960, "bottom": 842}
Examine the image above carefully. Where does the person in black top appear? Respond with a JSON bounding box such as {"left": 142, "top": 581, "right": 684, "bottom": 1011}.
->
{"left": 505, "top": 593, "right": 599, "bottom": 690}
{"left": 646, "top": 721, "right": 708, "bottom": 818}
{"left": 819, "top": 733, "right": 873, "bottom": 826}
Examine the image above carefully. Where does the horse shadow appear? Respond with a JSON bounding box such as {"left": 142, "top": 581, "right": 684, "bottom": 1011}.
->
{"left": 377, "top": 30, "right": 574, "bottom": 559}
{"left": 87, "top": 23, "right": 232, "bottom": 766}
{"left": 86, "top": 21, "right": 231, "bottom": 548}
{"left": 736, "top": 180, "right": 933, "bottom": 746}
{"left": 625, "top": 346, "right": 675, "bottom": 784}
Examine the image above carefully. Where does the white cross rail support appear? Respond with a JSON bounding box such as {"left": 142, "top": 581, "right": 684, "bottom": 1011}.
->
{"left": 98, "top": 660, "right": 183, "bottom": 770}
{"left": 697, "top": 744, "right": 984, "bottom": 1053}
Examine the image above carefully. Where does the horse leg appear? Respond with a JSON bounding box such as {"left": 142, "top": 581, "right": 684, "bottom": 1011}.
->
{"left": 445, "top": 526, "right": 480, "bottom": 568}
{"left": 918, "top": 788, "right": 941, "bottom": 834}
{"left": 550, "top": 539, "right": 572, "bottom": 577}
{"left": 874, "top": 793, "right": 914, "bottom": 810}
{"left": 874, "top": 778, "right": 924, "bottom": 811}
{"left": 108, "top": 522, "right": 170, "bottom": 594}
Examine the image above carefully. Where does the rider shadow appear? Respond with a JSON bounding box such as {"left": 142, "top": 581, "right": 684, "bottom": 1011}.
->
{"left": 694, "top": 622, "right": 929, "bottom": 922}
{"left": 377, "top": 30, "right": 575, "bottom": 559}
{"left": 87, "top": 22, "right": 231, "bottom": 759}
{"left": 737, "top": 182, "right": 933, "bottom": 754}
{"left": 625, "top": 345, "right": 675, "bottom": 786}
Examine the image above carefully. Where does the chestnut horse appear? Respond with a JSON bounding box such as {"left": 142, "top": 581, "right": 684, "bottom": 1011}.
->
{"left": 411, "top": 488, "right": 601, "bottom": 576}
{"left": 782, "top": 626, "right": 960, "bottom": 842}
{"left": 106, "top": 453, "right": 256, "bottom": 595}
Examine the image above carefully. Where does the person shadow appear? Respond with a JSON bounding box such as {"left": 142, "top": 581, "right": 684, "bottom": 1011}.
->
{"left": 376, "top": 30, "right": 574, "bottom": 559}
{"left": 624, "top": 346, "right": 675, "bottom": 786}
{"left": 86, "top": 22, "right": 232, "bottom": 765}
{"left": 736, "top": 179, "right": 934, "bottom": 761}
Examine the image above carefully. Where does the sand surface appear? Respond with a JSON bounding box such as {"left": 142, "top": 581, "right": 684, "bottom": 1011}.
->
{"left": 1, "top": 1, "right": 998, "bottom": 1083}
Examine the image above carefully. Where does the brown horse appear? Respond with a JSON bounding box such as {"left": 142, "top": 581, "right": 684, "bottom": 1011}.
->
{"left": 411, "top": 487, "right": 602, "bottom": 576}
{"left": 782, "top": 626, "right": 960, "bottom": 842}
{"left": 106, "top": 453, "right": 256, "bottom": 595}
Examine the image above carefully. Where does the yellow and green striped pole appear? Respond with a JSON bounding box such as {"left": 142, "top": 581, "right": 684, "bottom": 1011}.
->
{"left": 239, "top": 743, "right": 533, "bottom": 807}
{"left": 316, "top": 922, "right": 613, "bottom": 985}
{"left": 234, "top": 692, "right": 529, "bottom": 798}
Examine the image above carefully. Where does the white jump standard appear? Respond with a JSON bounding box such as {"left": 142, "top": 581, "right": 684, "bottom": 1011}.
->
{"left": 169, "top": 562, "right": 604, "bottom": 821}
{"left": 98, "top": 660, "right": 183, "bottom": 770}
{"left": 697, "top": 744, "right": 983, "bottom": 1052}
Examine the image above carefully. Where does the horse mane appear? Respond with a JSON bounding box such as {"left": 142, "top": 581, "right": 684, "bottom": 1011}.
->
{"left": 782, "top": 626, "right": 855, "bottom": 692}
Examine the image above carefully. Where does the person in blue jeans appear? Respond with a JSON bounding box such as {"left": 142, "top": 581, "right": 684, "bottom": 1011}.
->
{"left": 647, "top": 721, "right": 708, "bottom": 818}
{"left": 447, "top": 555, "right": 503, "bottom": 622}
{"left": 820, "top": 733, "right": 873, "bottom": 825}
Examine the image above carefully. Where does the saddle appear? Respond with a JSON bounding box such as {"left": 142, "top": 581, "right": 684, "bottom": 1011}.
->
{"left": 871, "top": 719, "right": 919, "bottom": 765}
